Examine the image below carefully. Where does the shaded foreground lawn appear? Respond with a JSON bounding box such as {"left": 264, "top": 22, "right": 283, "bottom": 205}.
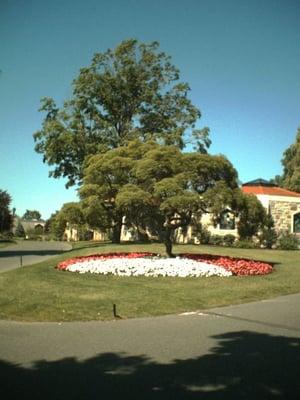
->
{"left": 0, "top": 242, "right": 299, "bottom": 322}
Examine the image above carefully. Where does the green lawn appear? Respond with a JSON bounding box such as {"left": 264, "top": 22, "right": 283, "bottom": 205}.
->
{"left": 0, "top": 242, "right": 299, "bottom": 322}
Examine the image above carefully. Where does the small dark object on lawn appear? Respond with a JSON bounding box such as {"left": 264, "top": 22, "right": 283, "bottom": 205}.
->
{"left": 113, "top": 303, "right": 122, "bottom": 319}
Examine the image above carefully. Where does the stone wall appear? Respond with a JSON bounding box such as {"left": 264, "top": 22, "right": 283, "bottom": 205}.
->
{"left": 269, "top": 200, "right": 300, "bottom": 233}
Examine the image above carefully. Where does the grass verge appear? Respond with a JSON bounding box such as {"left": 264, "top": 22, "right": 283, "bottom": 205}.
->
{"left": 0, "top": 240, "right": 16, "bottom": 249}
{"left": 0, "top": 242, "right": 299, "bottom": 322}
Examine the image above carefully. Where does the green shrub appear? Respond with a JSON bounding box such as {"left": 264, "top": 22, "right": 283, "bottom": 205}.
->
{"left": 237, "top": 195, "right": 266, "bottom": 240}
{"left": 14, "top": 221, "right": 26, "bottom": 238}
{"left": 222, "top": 234, "right": 236, "bottom": 247}
{"left": 198, "top": 227, "right": 211, "bottom": 244}
{"left": 259, "top": 214, "right": 277, "bottom": 249}
{"left": 209, "top": 234, "right": 223, "bottom": 246}
{"left": 0, "top": 232, "right": 13, "bottom": 240}
{"left": 192, "top": 223, "right": 211, "bottom": 244}
{"left": 25, "top": 235, "right": 43, "bottom": 241}
{"left": 277, "top": 232, "right": 299, "bottom": 250}
{"left": 235, "top": 239, "right": 257, "bottom": 249}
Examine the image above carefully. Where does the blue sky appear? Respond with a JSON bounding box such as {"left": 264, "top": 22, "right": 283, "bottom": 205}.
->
{"left": 1, "top": 0, "right": 300, "bottom": 219}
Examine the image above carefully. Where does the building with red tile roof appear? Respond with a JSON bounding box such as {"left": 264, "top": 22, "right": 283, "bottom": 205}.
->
{"left": 242, "top": 179, "right": 300, "bottom": 235}
{"left": 242, "top": 178, "right": 300, "bottom": 198}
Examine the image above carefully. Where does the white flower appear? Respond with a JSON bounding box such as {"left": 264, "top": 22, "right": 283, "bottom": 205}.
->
{"left": 65, "top": 257, "right": 232, "bottom": 278}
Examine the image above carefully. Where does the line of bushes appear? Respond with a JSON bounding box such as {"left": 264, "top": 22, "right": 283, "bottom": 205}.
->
{"left": 195, "top": 227, "right": 299, "bottom": 250}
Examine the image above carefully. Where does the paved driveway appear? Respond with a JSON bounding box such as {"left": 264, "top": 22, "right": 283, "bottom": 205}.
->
{"left": 0, "top": 293, "right": 299, "bottom": 399}
{"left": 0, "top": 240, "right": 72, "bottom": 273}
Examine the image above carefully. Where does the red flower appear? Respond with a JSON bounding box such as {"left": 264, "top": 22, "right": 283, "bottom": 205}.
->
{"left": 180, "top": 253, "right": 273, "bottom": 276}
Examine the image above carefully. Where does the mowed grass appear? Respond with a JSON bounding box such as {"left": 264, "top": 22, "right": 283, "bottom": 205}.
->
{"left": 0, "top": 242, "right": 299, "bottom": 322}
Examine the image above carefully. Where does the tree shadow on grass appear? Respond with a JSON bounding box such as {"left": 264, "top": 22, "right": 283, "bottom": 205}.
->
{"left": 70, "top": 241, "right": 113, "bottom": 252}
{"left": 1, "top": 330, "right": 299, "bottom": 399}
{"left": 69, "top": 241, "right": 161, "bottom": 252}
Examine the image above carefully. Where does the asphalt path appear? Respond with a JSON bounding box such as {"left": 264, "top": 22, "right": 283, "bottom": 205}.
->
{"left": 0, "top": 293, "right": 299, "bottom": 399}
{"left": 0, "top": 240, "right": 72, "bottom": 273}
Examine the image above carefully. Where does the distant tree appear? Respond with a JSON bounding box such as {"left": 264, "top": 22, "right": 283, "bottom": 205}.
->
{"left": 45, "top": 211, "right": 64, "bottom": 240}
{"left": 22, "top": 210, "right": 42, "bottom": 220}
{"left": 278, "top": 128, "right": 300, "bottom": 192}
{"left": 44, "top": 215, "right": 53, "bottom": 234}
{"left": 270, "top": 175, "right": 283, "bottom": 187}
{"left": 33, "top": 39, "right": 209, "bottom": 188}
{"left": 49, "top": 203, "right": 85, "bottom": 240}
{"left": 0, "top": 189, "right": 13, "bottom": 234}
{"left": 80, "top": 140, "right": 239, "bottom": 255}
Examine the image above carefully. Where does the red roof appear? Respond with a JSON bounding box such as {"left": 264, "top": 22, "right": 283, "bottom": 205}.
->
{"left": 242, "top": 185, "right": 300, "bottom": 197}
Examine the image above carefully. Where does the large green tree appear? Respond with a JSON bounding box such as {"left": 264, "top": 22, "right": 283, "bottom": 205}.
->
{"left": 0, "top": 189, "right": 13, "bottom": 234}
{"left": 34, "top": 39, "right": 209, "bottom": 188}
{"left": 80, "top": 141, "right": 239, "bottom": 255}
{"left": 279, "top": 128, "right": 300, "bottom": 192}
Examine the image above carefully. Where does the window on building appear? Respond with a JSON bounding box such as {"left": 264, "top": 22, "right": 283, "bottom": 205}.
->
{"left": 293, "top": 212, "right": 300, "bottom": 233}
{"left": 219, "top": 210, "right": 235, "bottom": 230}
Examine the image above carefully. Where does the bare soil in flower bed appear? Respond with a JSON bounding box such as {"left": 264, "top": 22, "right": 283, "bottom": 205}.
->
{"left": 0, "top": 242, "right": 299, "bottom": 321}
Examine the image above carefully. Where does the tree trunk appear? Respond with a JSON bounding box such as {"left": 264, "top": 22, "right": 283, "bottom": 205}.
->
{"left": 164, "top": 228, "right": 175, "bottom": 258}
{"left": 111, "top": 223, "right": 122, "bottom": 244}
{"left": 136, "top": 225, "right": 149, "bottom": 242}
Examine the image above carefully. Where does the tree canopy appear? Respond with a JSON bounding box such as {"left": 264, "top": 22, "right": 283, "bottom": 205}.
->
{"left": 0, "top": 189, "right": 13, "bottom": 234}
{"left": 47, "top": 203, "right": 85, "bottom": 240}
{"left": 22, "top": 209, "right": 42, "bottom": 220}
{"left": 236, "top": 194, "right": 266, "bottom": 240}
{"left": 34, "top": 39, "right": 209, "bottom": 188}
{"left": 58, "top": 202, "right": 85, "bottom": 227}
{"left": 279, "top": 128, "right": 300, "bottom": 192}
{"left": 80, "top": 140, "right": 239, "bottom": 255}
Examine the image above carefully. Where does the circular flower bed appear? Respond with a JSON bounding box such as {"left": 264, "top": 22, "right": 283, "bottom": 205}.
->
{"left": 57, "top": 252, "right": 273, "bottom": 277}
